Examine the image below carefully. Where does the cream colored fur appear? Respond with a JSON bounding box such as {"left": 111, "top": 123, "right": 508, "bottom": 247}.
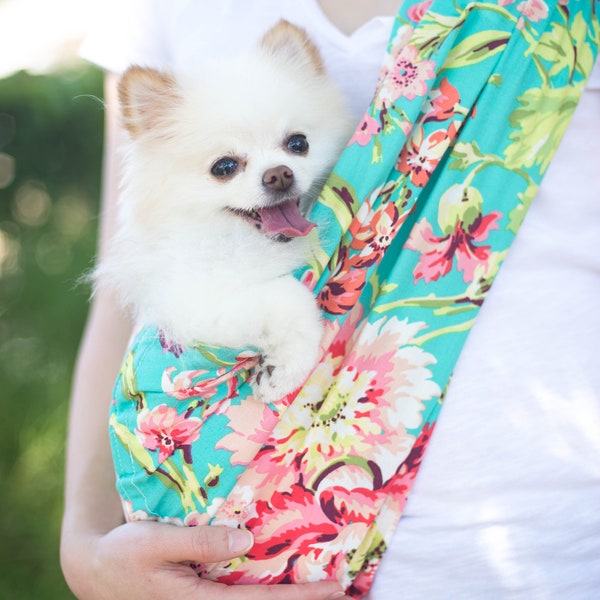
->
{"left": 96, "top": 20, "right": 353, "bottom": 402}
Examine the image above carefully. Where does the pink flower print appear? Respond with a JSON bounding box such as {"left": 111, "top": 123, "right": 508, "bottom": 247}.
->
{"left": 378, "top": 45, "right": 436, "bottom": 108}
{"left": 135, "top": 404, "right": 202, "bottom": 462}
{"left": 348, "top": 317, "right": 438, "bottom": 423}
{"left": 250, "top": 313, "right": 437, "bottom": 484}
{"left": 244, "top": 484, "right": 341, "bottom": 575}
{"left": 161, "top": 354, "right": 258, "bottom": 403}
{"left": 198, "top": 314, "right": 441, "bottom": 586}
{"left": 316, "top": 464, "right": 381, "bottom": 525}
{"left": 401, "top": 422, "right": 436, "bottom": 476}
{"left": 216, "top": 401, "right": 280, "bottom": 466}
{"left": 342, "top": 316, "right": 439, "bottom": 480}
{"left": 244, "top": 361, "right": 388, "bottom": 487}
{"left": 210, "top": 485, "right": 258, "bottom": 529}
{"left": 319, "top": 485, "right": 379, "bottom": 528}
{"left": 183, "top": 511, "right": 211, "bottom": 527}
{"left": 318, "top": 246, "right": 367, "bottom": 315}
{"left": 161, "top": 366, "right": 213, "bottom": 401}
{"left": 423, "top": 78, "right": 461, "bottom": 123}
{"left": 406, "top": 184, "right": 502, "bottom": 283}
{"left": 200, "top": 484, "right": 346, "bottom": 584}
{"left": 407, "top": 0, "right": 433, "bottom": 22}
{"left": 321, "top": 303, "right": 364, "bottom": 361}
{"left": 517, "top": 0, "right": 549, "bottom": 21}
{"left": 349, "top": 112, "right": 381, "bottom": 147}
{"left": 349, "top": 200, "right": 402, "bottom": 267}
{"left": 397, "top": 122, "right": 458, "bottom": 187}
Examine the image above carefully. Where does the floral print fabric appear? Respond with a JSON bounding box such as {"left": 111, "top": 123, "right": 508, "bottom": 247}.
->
{"left": 109, "top": 1, "right": 598, "bottom": 597}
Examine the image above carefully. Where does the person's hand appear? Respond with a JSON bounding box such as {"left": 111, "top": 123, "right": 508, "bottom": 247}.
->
{"left": 61, "top": 520, "right": 349, "bottom": 599}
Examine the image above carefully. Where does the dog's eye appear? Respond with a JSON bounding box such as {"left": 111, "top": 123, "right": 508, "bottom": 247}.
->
{"left": 211, "top": 157, "right": 238, "bottom": 178}
{"left": 286, "top": 134, "right": 309, "bottom": 155}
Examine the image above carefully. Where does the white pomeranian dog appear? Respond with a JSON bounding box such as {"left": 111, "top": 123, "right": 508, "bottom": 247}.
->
{"left": 95, "top": 20, "right": 353, "bottom": 403}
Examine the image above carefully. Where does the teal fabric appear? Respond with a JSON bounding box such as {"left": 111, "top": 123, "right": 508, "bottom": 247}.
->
{"left": 109, "top": 2, "right": 598, "bottom": 596}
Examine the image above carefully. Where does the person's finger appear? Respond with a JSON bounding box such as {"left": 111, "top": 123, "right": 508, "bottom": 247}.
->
{"left": 123, "top": 522, "right": 350, "bottom": 599}
{"left": 129, "top": 522, "right": 254, "bottom": 564}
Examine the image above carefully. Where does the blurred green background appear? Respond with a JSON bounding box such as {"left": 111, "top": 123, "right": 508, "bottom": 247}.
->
{"left": 0, "top": 63, "right": 104, "bottom": 598}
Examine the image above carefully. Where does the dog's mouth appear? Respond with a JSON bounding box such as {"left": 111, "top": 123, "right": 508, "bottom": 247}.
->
{"left": 228, "top": 198, "right": 316, "bottom": 242}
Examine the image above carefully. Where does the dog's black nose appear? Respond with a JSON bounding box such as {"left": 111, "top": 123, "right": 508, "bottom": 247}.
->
{"left": 263, "top": 165, "right": 294, "bottom": 191}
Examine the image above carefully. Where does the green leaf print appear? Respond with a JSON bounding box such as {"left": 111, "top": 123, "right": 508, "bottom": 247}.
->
{"left": 410, "top": 11, "right": 461, "bottom": 55}
{"left": 180, "top": 459, "right": 208, "bottom": 508}
{"left": 533, "top": 12, "right": 598, "bottom": 84}
{"left": 447, "top": 140, "right": 487, "bottom": 171}
{"left": 204, "top": 463, "right": 224, "bottom": 488}
{"left": 444, "top": 30, "right": 510, "bottom": 69}
{"left": 504, "top": 84, "right": 582, "bottom": 173}
{"left": 507, "top": 183, "right": 539, "bottom": 234}
{"left": 110, "top": 414, "right": 201, "bottom": 511}
{"left": 346, "top": 524, "right": 387, "bottom": 583}
{"left": 120, "top": 349, "right": 146, "bottom": 409}
{"left": 110, "top": 414, "right": 156, "bottom": 474}
{"left": 191, "top": 344, "right": 244, "bottom": 367}
{"left": 572, "top": 12, "right": 600, "bottom": 80}
{"left": 319, "top": 173, "right": 359, "bottom": 231}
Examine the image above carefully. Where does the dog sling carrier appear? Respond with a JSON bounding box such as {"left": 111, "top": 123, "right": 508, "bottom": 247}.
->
{"left": 108, "top": 1, "right": 598, "bottom": 596}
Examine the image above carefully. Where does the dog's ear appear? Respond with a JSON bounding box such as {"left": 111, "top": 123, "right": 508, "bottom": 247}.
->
{"left": 118, "top": 66, "right": 181, "bottom": 138}
{"left": 259, "top": 20, "right": 325, "bottom": 75}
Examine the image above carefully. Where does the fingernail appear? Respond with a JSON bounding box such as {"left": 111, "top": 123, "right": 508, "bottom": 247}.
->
{"left": 228, "top": 528, "right": 254, "bottom": 554}
{"left": 327, "top": 593, "right": 347, "bottom": 599}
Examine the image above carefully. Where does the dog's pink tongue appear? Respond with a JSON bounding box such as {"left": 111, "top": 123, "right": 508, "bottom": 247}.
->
{"left": 257, "top": 199, "right": 316, "bottom": 238}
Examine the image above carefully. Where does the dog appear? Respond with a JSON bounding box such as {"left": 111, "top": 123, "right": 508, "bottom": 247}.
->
{"left": 95, "top": 20, "right": 352, "bottom": 403}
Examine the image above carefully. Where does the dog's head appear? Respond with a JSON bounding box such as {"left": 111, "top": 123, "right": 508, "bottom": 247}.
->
{"left": 117, "top": 20, "right": 352, "bottom": 241}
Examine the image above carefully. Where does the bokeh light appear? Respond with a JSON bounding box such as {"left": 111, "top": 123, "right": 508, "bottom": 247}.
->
{"left": 0, "top": 152, "right": 15, "bottom": 188}
{"left": 12, "top": 180, "right": 52, "bottom": 227}
{"left": 0, "top": 3, "right": 104, "bottom": 597}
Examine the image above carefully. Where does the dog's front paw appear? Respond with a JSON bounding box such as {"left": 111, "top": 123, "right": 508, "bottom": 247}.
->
{"left": 251, "top": 336, "right": 320, "bottom": 404}
{"left": 246, "top": 278, "right": 323, "bottom": 403}
{"left": 251, "top": 356, "right": 281, "bottom": 403}
{"left": 251, "top": 362, "right": 304, "bottom": 404}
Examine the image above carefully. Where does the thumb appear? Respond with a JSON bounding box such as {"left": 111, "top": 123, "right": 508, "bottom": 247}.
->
{"left": 150, "top": 523, "right": 254, "bottom": 564}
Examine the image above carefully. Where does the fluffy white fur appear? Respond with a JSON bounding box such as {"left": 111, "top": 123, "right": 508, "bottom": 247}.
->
{"left": 96, "top": 21, "right": 353, "bottom": 402}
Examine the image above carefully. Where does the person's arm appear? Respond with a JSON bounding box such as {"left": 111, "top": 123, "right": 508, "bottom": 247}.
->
{"left": 60, "top": 71, "right": 133, "bottom": 582}
{"left": 59, "top": 73, "right": 347, "bottom": 600}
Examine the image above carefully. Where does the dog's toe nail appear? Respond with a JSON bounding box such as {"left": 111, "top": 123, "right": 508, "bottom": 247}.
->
{"left": 256, "top": 370, "right": 263, "bottom": 385}
{"left": 266, "top": 365, "right": 275, "bottom": 377}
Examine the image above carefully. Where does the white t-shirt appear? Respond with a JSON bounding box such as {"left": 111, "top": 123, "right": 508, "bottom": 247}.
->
{"left": 82, "top": 1, "right": 600, "bottom": 597}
